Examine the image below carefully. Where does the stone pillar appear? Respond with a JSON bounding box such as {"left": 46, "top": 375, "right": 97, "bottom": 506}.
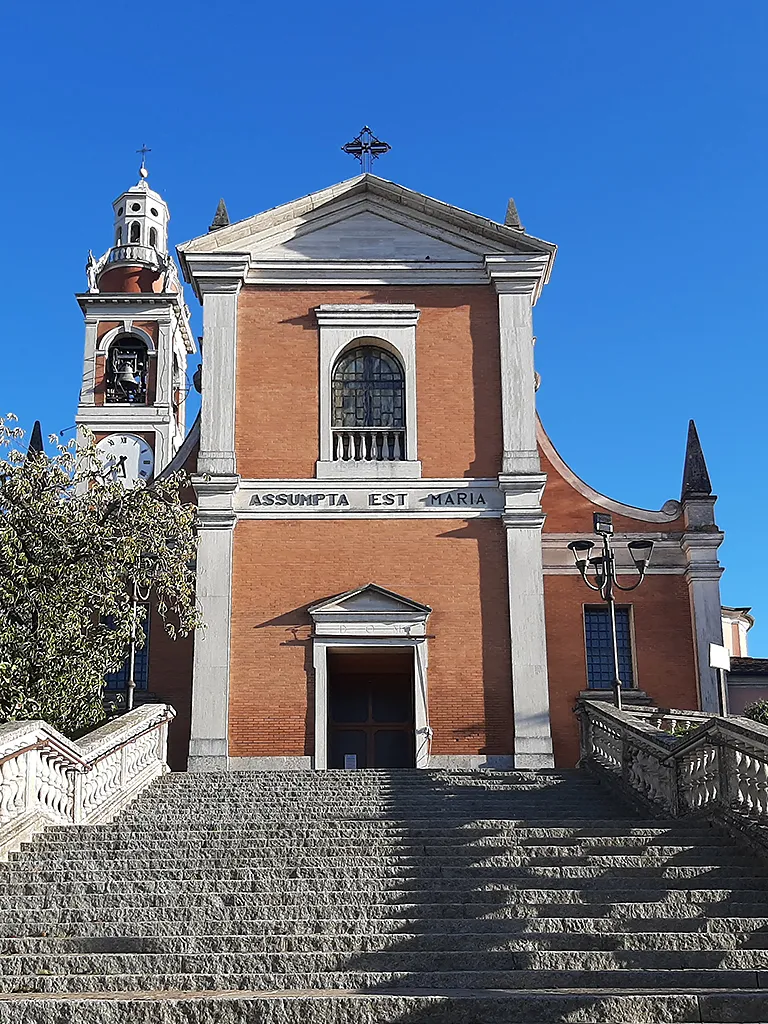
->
{"left": 502, "top": 492, "right": 554, "bottom": 768}
{"left": 486, "top": 255, "right": 554, "bottom": 768}
{"left": 185, "top": 256, "right": 248, "bottom": 770}
{"left": 188, "top": 487, "right": 237, "bottom": 771}
{"left": 681, "top": 498, "right": 725, "bottom": 714}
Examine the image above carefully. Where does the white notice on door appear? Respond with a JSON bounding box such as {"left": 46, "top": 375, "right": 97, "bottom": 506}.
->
{"left": 344, "top": 754, "right": 357, "bottom": 770}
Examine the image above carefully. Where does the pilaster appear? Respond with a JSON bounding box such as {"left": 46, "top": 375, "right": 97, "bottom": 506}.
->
{"left": 183, "top": 255, "right": 250, "bottom": 477}
{"left": 188, "top": 475, "right": 240, "bottom": 771}
{"left": 485, "top": 255, "right": 548, "bottom": 474}
{"left": 681, "top": 496, "right": 725, "bottom": 713}
{"left": 499, "top": 474, "right": 554, "bottom": 769}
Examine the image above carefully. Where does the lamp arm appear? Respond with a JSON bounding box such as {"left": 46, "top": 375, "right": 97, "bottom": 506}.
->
{"left": 614, "top": 573, "right": 645, "bottom": 593}
{"left": 577, "top": 572, "right": 602, "bottom": 593}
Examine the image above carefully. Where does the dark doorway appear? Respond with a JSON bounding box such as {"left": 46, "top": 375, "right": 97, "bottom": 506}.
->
{"left": 328, "top": 651, "right": 415, "bottom": 768}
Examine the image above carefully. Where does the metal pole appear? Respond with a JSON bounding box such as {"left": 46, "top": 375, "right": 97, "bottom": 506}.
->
{"left": 603, "top": 534, "right": 623, "bottom": 711}
{"left": 126, "top": 582, "right": 137, "bottom": 712}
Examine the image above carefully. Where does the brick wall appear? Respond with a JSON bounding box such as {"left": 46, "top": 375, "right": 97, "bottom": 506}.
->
{"left": 236, "top": 285, "right": 502, "bottom": 480}
{"left": 228, "top": 517, "right": 513, "bottom": 760}
{"left": 544, "top": 574, "right": 699, "bottom": 765}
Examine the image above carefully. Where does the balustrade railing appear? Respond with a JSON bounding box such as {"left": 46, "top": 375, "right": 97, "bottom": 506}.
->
{"left": 107, "top": 244, "right": 160, "bottom": 267}
{"left": 333, "top": 428, "right": 406, "bottom": 463}
{"left": 577, "top": 699, "right": 768, "bottom": 841}
{"left": 0, "top": 704, "right": 174, "bottom": 859}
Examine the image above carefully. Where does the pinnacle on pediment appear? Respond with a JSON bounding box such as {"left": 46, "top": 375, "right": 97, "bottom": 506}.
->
{"left": 209, "top": 199, "right": 230, "bottom": 232}
{"left": 681, "top": 419, "right": 713, "bottom": 500}
{"left": 505, "top": 198, "right": 524, "bottom": 231}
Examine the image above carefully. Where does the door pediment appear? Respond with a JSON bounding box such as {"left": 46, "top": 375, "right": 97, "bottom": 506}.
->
{"left": 309, "top": 584, "right": 431, "bottom": 637}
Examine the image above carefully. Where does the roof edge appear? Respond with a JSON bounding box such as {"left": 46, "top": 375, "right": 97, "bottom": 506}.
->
{"left": 178, "top": 174, "right": 557, "bottom": 258}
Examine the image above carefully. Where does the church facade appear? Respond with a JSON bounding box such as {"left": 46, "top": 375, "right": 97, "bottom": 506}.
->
{"left": 76, "top": 171, "right": 726, "bottom": 771}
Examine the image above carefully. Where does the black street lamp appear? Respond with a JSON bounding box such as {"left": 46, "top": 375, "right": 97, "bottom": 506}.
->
{"left": 125, "top": 553, "right": 160, "bottom": 712}
{"left": 568, "top": 513, "right": 654, "bottom": 710}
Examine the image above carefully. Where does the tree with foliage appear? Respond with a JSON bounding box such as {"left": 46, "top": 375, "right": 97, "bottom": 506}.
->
{"left": 0, "top": 414, "right": 201, "bottom": 736}
{"left": 743, "top": 700, "right": 768, "bottom": 728}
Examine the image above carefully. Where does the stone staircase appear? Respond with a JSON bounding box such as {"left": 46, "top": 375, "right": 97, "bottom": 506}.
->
{"left": 1, "top": 769, "right": 767, "bottom": 1022}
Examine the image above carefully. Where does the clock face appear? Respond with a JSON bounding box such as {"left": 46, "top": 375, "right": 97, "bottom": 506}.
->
{"left": 96, "top": 433, "right": 154, "bottom": 487}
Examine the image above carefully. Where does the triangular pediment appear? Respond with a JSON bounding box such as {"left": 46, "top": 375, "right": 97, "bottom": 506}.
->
{"left": 256, "top": 210, "right": 480, "bottom": 261}
{"left": 178, "top": 175, "right": 555, "bottom": 263}
{"left": 309, "top": 583, "right": 432, "bottom": 619}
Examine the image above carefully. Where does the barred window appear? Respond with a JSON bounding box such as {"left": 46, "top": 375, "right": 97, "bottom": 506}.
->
{"left": 584, "top": 607, "right": 634, "bottom": 689}
{"left": 105, "top": 609, "right": 150, "bottom": 691}
{"left": 332, "top": 346, "right": 404, "bottom": 429}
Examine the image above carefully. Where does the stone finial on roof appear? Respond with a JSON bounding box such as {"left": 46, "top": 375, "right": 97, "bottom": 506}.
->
{"left": 505, "top": 198, "right": 524, "bottom": 231}
{"left": 209, "top": 199, "right": 230, "bottom": 232}
{"left": 27, "top": 421, "right": 44, "bottom": 459}
{"left": 681, "top": 419, "right": 713, "bottom": 500}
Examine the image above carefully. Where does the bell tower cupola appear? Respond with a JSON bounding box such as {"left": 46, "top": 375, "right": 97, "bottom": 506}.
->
{"left": 113, "top": 167, "right": 169, "bottom": 255}
{"left": 92, "top": 162, "right": 176, "bottom": 295}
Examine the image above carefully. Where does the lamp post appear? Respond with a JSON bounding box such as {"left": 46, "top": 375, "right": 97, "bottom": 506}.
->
{"left": 125, "top": 555, "right": 158, "bottom": 712}
{"left": 568, "top": 513, "right": 654, "bottom": 711}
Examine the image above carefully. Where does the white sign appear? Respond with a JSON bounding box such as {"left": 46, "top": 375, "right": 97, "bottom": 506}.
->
{"left": 709, "top": 643, "right": 731, "bottom": 672}
{"left": 343, "top": 754, "right": 358, "bottom": 770}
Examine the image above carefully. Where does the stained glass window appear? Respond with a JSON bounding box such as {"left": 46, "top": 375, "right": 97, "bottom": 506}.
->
{"left": 332, "top": 346, "right": 404, "bottom": 429}
{"left": 584, "top": 607, "right": 634, "bottom": 689}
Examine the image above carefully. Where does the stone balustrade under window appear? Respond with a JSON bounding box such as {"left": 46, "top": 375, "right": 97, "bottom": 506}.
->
{"left": 333, "top": 427, "right": 406, "bottom": 462}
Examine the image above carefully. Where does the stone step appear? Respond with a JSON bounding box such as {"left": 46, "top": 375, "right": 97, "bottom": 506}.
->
{"left": 2, "top": 989, "right": 766, "bottom": 1024}
{"left": 9, "top": 850, "right": 749, "bottom": 872}
{"left": 5, "top": 893, "right": 768, "bottom": 920}
{"left": 5, "top": 907, "right": 768, "bottom": 936}
{"left": 6, "top": 946, "right": 768, "bottom": 976}
{"left": 5, "top": 928, "right": 768, "bottom": 954}
{"left": 17, "top": 835, "right": 733, "bottom": 855}
{"left": 4, "top": 868, "right": 765, "bottom": 892}
{"left": 0, "top": 966, "right": 764, "bottom": 995}
{"left": 32, "top": 822, "right": 713, "bottom": 840}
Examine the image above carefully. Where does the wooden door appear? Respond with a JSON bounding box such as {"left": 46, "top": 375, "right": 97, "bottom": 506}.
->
{"left": 329, "top": 673, "right": 414, "bottom": 768}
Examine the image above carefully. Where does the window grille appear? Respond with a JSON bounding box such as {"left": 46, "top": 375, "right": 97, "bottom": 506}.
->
{"left": 584, "top": 606, "right": 634, "bottom": 689}
{"left": 332, "top": 346, "right": 404, "bottom": 429}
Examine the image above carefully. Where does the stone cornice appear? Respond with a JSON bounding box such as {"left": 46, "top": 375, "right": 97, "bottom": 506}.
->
{"left": 484, "top": 254, "right": 554, "bottom": 305}
{"left": 314, "top": 304, "right": 421, "bottom": 328}
{"left": 179, "top": 253, "right": 250, "bottom": 301}
{"left": 76, "top": 293, "right": 180, "bottom": 314}
{"left": 246, "top": 261, "right": 489, "bottom": 287}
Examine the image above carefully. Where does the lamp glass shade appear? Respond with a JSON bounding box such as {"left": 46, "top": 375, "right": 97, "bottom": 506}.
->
{"left": 568, "top": 540, "right": 594, "bottom": 566}
{"left": 628, "top": 539, "right": 654, "bottom": 569}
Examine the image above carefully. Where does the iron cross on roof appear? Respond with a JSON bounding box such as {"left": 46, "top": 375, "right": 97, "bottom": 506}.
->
{"left": 341, "top": 126, "right": 391, "bottom": 173}
{"left": 136, "top": 143, "right": 151, "bottom": 176}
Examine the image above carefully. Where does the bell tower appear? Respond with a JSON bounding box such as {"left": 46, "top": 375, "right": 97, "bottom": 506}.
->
{"left": 76, "top": 164, "right": 196, "bottom": 482}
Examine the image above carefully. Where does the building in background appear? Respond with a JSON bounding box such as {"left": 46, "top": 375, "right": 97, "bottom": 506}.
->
{"left": 78, "top": 167, "right": 734, "bottom": 770}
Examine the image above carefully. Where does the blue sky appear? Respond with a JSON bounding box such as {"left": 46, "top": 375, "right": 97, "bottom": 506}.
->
{"left": 1, "top": 1, "right": 766, "bottom": 650}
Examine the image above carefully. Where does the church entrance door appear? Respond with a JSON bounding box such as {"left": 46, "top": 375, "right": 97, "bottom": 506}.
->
{"left": 327, "top": 652, "right": 415, "bottom": 769}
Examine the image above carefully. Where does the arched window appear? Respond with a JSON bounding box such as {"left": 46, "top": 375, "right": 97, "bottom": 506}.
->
{"left": 115, "top": 226, "right": 123, "bottom": 246}
{"left": 332, "top": 345, "right": 405, "bottom": 461}
{"left": 106, "top": 336, "right": 149, "bottom": 404}
{"left": 130, "top": 221, "right": 141, "bottom": 243}
{"left": 149, "top": 226, "right": 157, "bottom": 248}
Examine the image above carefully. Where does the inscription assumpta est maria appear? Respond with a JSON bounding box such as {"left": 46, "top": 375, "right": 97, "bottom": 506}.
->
{"left": 248, "top": 490, "right": 490, "bottom": 510}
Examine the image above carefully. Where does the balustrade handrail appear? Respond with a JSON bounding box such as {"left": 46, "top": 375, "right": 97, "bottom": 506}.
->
{"left": 0, "top": 704, "right": 175, "bottom": 859}
{"left": 576, "top": 698, "right": 768, "bottom": 843}
{"left": 0, "top": 714, "right": 173, "bottom": 773}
